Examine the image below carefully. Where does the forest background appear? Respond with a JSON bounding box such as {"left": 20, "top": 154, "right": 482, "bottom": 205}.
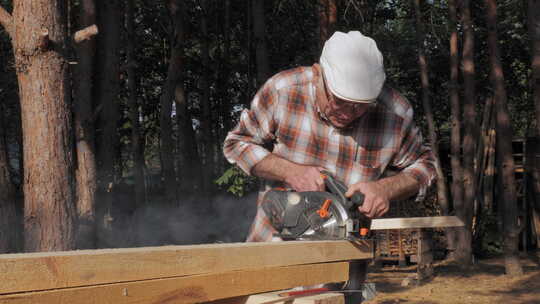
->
{"left": 0, "top": 0, "right": 539, "bottom": 277}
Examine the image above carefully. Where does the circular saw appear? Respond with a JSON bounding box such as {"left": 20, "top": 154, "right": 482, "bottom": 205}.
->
{"left": 261, "top": 172, "right": 371, "bottom": 241}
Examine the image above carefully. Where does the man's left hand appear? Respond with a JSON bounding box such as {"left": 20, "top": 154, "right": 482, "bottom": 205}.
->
{"left": 345, "top": 181, "right": 390, "bottom": 218}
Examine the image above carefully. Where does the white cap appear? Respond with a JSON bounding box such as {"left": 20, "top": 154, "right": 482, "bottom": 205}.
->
{"left": 320, "top": 31, "right": 386, "bottom": 103}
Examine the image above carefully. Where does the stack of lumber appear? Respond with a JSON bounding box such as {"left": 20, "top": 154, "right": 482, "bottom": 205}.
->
{"left": 374, "top": 195, "right": 435, "bottom": 259}
{"left": 371, "top": 216, "right": 463, "bottom": 262}
{"left": 0, "top": 240, "right": 372, "bottom": 304}
{"left": 375, "top": 229, "right": 417, "bottom": 257}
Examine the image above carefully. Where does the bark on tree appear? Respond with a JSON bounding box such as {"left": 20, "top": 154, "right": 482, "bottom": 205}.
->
{"left": 252, "top": 0, "right": 270, "bottom": 87}
{"left": 473, "top": 97, "right": 496, "bottom": 252}
{"left": 246, "top": 0, "right": 253, "bottom": 103}
{"left": 176, "top": 87, "right": 202, "bottom": 195}
{"left": 223, "top": 0, "right": 232, "bottom": 134}
{"left": 216, "top": 0, "right": 232, "bottom": 173}
{"left": 74, "top": 0, "right": 97, "bottom": 250}
{"left": 220, "top": 0, "right": 232, "bottom": 140}
{"left": 483, "top": 116, "right": 497, "bottom": 214}
{"left": 0, "top": 1, "right": 77, "bottom": 252}
{"left": 318, "top": 0, "right": 337, "bottom": 51}
{"left": 200, "top": 0, "right": 214, "bottom": 194}
{"left": 528, "top": 0, "right": 540, "bottom": 251}
{"left": 414, "top": 0, "right": 450, "bottom": 216}
{"left": 95, "top": 0, "right": 123, "bottom": 247}
{"left": 169, "top": 0, "right": 201, "bottom": 195}
{"left": 447, "top": 0, "right": 462, "bottom": 258}
{"left": 530, "top": 0, "right": 540, "bottom": 138}
{"left": 127, "top": 0, "right": 145, "bottom": 209}
{"left": 484, "top": 0, "right": 523, "bottom": 276}
{"left": 455, "top": 0, "right": 477, "bottom": 266}
{"left": 0, "top": 6, "right": 13, "bottom": 37}
{"left": 159, "top": 0, "right": 191, "bottom": 204}
{"left": 0, "top": 105, "right": 16, "bottom": 253}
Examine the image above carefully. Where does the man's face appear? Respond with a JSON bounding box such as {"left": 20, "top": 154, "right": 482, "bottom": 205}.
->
{"left": 323, "top": 87, "right": 372, "bottom": 128}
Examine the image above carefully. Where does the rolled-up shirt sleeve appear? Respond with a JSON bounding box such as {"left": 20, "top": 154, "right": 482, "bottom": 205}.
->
{"left": 391, "top": 107, "right": 437, "bottom": 201}
{"left": 223, "top": 79, "right": 278, "bottom": 175}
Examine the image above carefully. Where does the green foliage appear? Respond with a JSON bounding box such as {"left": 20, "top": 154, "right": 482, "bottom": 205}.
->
{"left": 215, "top": 166, "right": 257, "bottom": 197}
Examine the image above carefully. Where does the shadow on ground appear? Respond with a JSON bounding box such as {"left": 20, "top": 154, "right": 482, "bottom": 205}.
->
{"left": 364, "top": 252, "right": 540, "bottom": 304}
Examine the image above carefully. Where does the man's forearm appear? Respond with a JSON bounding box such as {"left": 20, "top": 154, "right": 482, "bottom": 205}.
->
{"left": 251, "top": 153, "right": 296, "bottom": 182}
{"left": 376, "top": 172, "right": 420, "bottom": 201}
{"left": 253, "top": 155, "right": 420, "bottom": 198}
{"left": 252, "top": 154, "right": 325, "bottom": 192}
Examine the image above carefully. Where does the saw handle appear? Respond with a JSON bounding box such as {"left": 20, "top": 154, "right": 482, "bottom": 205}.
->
{"left": 321, "top": 172, "right": 364, "bottom": 209}
{"left": 350, "top": 192, "right": 365, "bottom": 207}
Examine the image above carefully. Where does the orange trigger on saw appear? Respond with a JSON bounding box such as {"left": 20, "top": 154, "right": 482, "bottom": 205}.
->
{"left": 317, "top": 199, "right": 332, "bottom": 218}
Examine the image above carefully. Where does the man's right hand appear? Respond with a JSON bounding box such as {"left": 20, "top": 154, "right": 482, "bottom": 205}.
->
{"left": 284, "top": 164, "right": 326, "bottom": 192}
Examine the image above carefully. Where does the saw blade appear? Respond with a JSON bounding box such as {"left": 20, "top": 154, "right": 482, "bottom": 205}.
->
{"left": 298, "top": 199, "right": 350, "bottom": 240}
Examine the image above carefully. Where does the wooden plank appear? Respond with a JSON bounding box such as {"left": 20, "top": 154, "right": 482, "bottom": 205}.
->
{"left": 370, "top": 216, "right": 464, "bottom": 230}
{"left": 248, "top": 291, "right": 344, "bottom": 304}
{"left": 0, "top": 240, "right": 371, "bottom": 294}
{"left": 0, "top": 262, "right": 349, "bottom": 304}
{"left": 212, "top": 290, "right": 344, "bottom": 304}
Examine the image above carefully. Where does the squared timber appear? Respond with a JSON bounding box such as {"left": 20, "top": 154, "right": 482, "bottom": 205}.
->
{"left": 211, "top": 290, "right": 345, "bottom": 304}
{"left": 0, "top": 240, "right": 371, "bottom": 294}
{"left": 0, "top": 262, "right": 349, "bottom": 304}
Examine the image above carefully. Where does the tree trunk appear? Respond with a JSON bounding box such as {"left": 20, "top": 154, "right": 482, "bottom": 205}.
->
{"left": 217, "top": 0, "right": 232, "bottom": 171}
{"left": 530, "top": 0, "right": 540, "bottom": 138}
{"left": 246, "top": 0, "right": 253, "bottom": 104}
{"left": 127, "top": 0, "right": 145, "bottom": 209}
{"left": 95, "top": 0, "right": 123, "bottom": 247}
{"left": 2, "top": 1, "right": 77, "bottom": 252}
{"left": 252, "top": 0, "right": 270, "bottom": 87}
{"left": 176, "top": 89, "right": 201, "bottom": 195}
{"left": 528, "top": 0, "right": 540, "bottom": 251}
{"left": 0, "top": 104, "right": 16, "bottom": 253}
{"left": 447, "top": 0, "right": 462, "bottom": 258}
{"left": 74, "top": 0, "right": 97, "bottom": 250}
{"left": 414, "top": 0, "right": 450, "bottom": 216}
{"left": 318, "top": 0, "right": 337, "bottom": 51}
{"left": 159, "top": 0, "right": 187, "bottom": 205}
{"left": 455, "top": 0, "right": 477, "bottom": 266}
{"left": 168, "top": 0, "right": 201, "bottom": 195}
{"left": 200, "top": 0, "right": 214, "bottom": 195}
{"left": 224, "top": 0, "right": 232, "bottom": 133}
{"left": 484, "top": 0, "right": 523, "bottom": 276}
{"left": 473, "top": 96, "right": 495, "bottom": 253}
{"left": 220, "top": 0, "right": 232, "bottom": 139}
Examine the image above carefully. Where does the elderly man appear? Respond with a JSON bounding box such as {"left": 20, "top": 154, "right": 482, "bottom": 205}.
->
{"left": 224, "top": 31, "right": 436, "bottom": 242}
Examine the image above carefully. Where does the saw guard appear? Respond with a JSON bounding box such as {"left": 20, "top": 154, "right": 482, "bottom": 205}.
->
{"left": 299, "top": 194, "right": 351, "bottom": 240}
{"left": 261, "top": 189, "right": 352, "bottom": 240}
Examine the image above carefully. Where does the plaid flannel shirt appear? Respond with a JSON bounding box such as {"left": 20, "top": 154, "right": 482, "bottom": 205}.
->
{"left": 223, "top": 64, "right": 436, "bottom": 242}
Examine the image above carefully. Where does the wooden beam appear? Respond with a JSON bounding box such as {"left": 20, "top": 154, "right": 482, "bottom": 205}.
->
{"left": 0, "top": 262, "right": 349, "bottom": 304}
{"left": 0, "top": 241, "right": 371, "bottom": 294}
{"left": 223, "top": 290, "right": 345, "bottom": 304}
{"left": 370, "top": 216, "right": 464, "bottom": 230}
{"left": 73, "top": 24, "right": 98, "bottom": 43}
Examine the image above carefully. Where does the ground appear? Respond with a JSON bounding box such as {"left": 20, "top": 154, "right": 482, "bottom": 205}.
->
{"left": 364, "top": 252, "right": 540, "bottom": 304}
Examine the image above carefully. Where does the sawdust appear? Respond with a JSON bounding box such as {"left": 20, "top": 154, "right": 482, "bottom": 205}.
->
{"left": 363, "top": 252, "right": 540, "bottom": 304}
